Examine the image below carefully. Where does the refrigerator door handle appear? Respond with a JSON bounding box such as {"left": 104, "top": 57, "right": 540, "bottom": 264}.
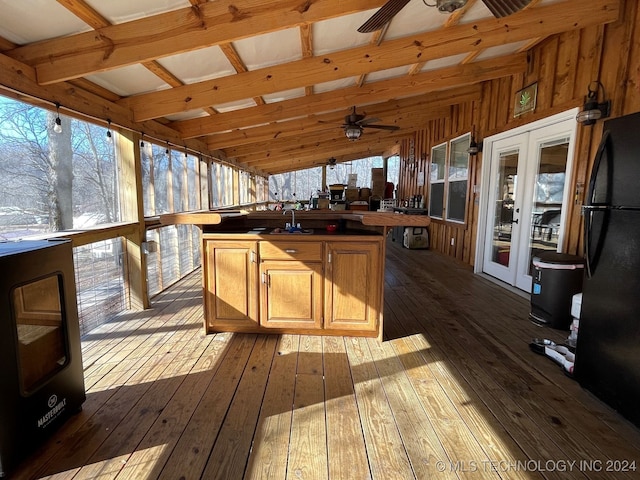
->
{"left": 584, "top": 206, "right": 594, "bottom": 278}
{"left": 586, "top": 130, "right": 611, "bottom": 207}
{"left": 584, "top": 130, "right": 612, "bottom": 278}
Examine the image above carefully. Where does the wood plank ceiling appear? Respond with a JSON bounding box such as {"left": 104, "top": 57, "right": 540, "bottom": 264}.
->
{"left": 0, "top": 0, "right": 620, "bottom": 175}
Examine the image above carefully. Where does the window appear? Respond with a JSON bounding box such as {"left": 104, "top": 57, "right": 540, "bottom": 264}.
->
{"left": 446, "top": 134, "right": 470, "bottom": 223}
{"left": 429, "top": 142, "right": 447, "bottom": 218}
{"left": 428, "top": 134, "right": 470, "bottom": 223}
{"left": 0, "top": 95, "right": 119, "bottom": 239}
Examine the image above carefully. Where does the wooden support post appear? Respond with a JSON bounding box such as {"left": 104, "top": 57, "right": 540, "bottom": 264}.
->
{"left": 116, "top": 130, "right": 149, "bottom": 310}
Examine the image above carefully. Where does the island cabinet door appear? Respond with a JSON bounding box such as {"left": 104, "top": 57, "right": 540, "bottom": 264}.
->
{"left": 259, "top": 261, "right": 323, "bottom": 330}
{"left": 204, "top": 240, "right": 258, "bottom": 332}
{"left": 324, "top": 241, "right": 381, "bottom": 333}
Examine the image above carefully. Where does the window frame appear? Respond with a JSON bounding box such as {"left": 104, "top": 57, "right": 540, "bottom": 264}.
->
{"left": 445, "top": 132, "right": 471, "bottom": 224}
{"left": 427, "top": 133, "right": 472, "bottom": 224}
{"left": 428, "top": 141, "right": 448, "bottom": 219}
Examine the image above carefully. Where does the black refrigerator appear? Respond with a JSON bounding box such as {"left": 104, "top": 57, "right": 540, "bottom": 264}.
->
{"left": 575, "top": 111, "right": 640, "bottom": 428}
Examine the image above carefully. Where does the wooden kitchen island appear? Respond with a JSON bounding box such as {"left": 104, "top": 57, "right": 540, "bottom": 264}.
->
{"left": 161, "top": 210, "right": 430, "bottom": 339}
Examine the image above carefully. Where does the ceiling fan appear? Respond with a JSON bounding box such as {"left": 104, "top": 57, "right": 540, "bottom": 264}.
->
{"left": 358, "top": 0, "right": 533, "bottom": 33}
{"left": 340, "top": 106, "right": 400, "bottom": 141}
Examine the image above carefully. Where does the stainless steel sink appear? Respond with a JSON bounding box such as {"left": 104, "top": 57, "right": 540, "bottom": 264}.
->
{"left": 270, "top": 228, "right": 314, "bottom": 234}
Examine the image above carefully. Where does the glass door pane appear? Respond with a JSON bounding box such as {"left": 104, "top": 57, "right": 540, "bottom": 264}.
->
{"left": 490, "top": 149, "right": 519, "bottom": 267}
{"left": 527, "top": 138, "right": 569, "bottom": 272}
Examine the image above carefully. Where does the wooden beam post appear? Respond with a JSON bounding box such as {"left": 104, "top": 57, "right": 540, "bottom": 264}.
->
{"left": 116, "top": 130, "right": 149, "bottom": 310}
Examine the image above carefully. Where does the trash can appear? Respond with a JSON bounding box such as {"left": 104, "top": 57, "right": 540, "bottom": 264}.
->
{"left": 530, "top": 252, "right": 585, "bottom": 330}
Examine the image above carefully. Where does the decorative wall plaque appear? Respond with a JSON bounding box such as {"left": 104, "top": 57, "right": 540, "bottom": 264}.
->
{"left": 514, "top": 82, "right": 537, "bottom": 117}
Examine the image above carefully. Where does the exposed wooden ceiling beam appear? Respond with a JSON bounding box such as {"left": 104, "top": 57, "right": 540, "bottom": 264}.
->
{"left": 56, "top": 0, "right": 219, "bottom": 117}
{"left": 118, "top": 0, "right": 619, "bottom": 121}
{"left": 0, "top": 53, "right": 214, "bottom": 163}
{"left": 8, "top": 0, "right": 387, "bottom": 84}
{"left": 218, "top": 42, "right": 265, "bottom": 107}
{"left": 239, "top": 136, "right": 399, "bottom": 173}
{"left": 242, "top": 126, "right": 405, "bottom": 160}
{"left": 213, "top": 102, "right": 452, "bottom": 153}
{"left": 173, "top": 53, "right": 520, "bottom": 139}
{"left": 56, "top": 0, "right": 109, "bottom": 29}
{"left": 0, "top": 35, "right": 17, "bottom": 51}
{"left": 224, "top": 120, "right": 413, "bottom": 160}
{"left": 299, "top": 23, "right": 314, "bottom": 96}
{"left": 249, "top": 148, "right": 391, "bottom": 175}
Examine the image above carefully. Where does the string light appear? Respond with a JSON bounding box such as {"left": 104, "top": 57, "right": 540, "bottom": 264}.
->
{"left": 53, "top": 102, "right": 62, "bottom": 134}
{"left": 106, "top": 119, "right": 112, "bottom": 142}
{"left": 21, "top": 91, "right": 241, "bottom": 169}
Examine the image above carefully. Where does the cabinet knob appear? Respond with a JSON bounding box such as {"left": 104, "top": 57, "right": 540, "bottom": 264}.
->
{"left": 284, "top": 249, "right": 297, "bottom": 254}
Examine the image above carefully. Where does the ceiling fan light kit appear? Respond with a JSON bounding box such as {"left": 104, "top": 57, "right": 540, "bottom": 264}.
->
{"left": 341, "top": 106, "right": 400, "bottom": 140}
{"left": 435, "top": 0, "right": 468, "bottom": 14}
{"left": 345, "top": 126, "right": 363, "bottom": 141}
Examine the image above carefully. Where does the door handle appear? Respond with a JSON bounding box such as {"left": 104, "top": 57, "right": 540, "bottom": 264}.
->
{"left": 512, "top": 218, "right": 519, "bottom": 224}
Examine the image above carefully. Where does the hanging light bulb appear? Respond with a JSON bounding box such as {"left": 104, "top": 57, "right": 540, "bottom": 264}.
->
{"left": 140, "top": 133, "right": 145, "bottom": 148}
{"left": 53, "top": 102, "right": 63, "bottom": 134}
{"left": 165, "top": 142, "right": 170, "bottom": 154}
{"left": 106, "top": 119, "right": 113, "bottom": 142}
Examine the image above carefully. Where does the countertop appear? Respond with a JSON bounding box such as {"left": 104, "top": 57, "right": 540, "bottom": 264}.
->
{"left": 160, "top": 209, "right": 431, "bottom": 228}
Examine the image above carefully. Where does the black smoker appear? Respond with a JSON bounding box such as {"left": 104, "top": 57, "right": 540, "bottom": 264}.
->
{"left": 0, "top": 239, "right": 85, "bottom": 477}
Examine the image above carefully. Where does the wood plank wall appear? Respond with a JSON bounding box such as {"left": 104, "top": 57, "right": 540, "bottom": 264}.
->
{"left": 398, "top": 0, "right": 640, "bottom": 267}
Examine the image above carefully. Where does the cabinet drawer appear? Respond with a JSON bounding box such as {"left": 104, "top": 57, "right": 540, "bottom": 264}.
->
{"left": 259, "top": 241, "right": 322, "bottom": 261}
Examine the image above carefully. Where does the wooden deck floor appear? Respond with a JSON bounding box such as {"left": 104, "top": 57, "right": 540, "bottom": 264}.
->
{"left": 12, "top": 241, "right": 640, "bottom": 480}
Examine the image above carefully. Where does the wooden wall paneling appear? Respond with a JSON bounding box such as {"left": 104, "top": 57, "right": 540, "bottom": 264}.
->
{"left": 524, "top": 46, "right": 541, "bottom": 88}
{"left": 486, "top": 81, "right": 500, "bottom": 132}
{"left": 559, "top": 25, "right": 604, "bottom": 255}
{"left": 552, "top": 29, "right": 581, "bottom": 107}
{"left": 623, "top": 4, "right": 640, "bottom": 112}
{"left": 573, "top": 25, "right": 605, "bottom": 114}
{"left": 566, "top": 0, "right": 636, "bottom": 254}
{"left": 396, "top": 5, "right": 640, "bottom": 267}
{"left": 602, "top": 0, "right": 637, "bottom": 117}
{"left": 535, "top": 37, "right": 560, "bottom": 112}
{"left": 496, "top": 77, "right": 512, "bottom": 126}
{"left": 463, "top": 100, "right": 479, "bottom": 265}
{"left": 413, "top": 124, "right": 426, "bottom": 206}
{"left": 455, "top": 226, "right": 464, "bottom": 261}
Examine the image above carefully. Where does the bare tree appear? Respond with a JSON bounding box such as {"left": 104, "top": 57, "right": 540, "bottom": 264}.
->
{"left": 46, "top": 110, "right": 73, "bottom": 229}
{"left": 0, "top": 98, "right": 116, "bottom": 234}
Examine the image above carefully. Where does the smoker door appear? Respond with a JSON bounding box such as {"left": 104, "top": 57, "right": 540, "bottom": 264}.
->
{"left": 13, "top": 274, "right": 69, "bottom": 395}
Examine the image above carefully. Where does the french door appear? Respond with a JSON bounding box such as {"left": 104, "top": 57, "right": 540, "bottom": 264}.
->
{"left": 480, "top": 115, "right": 577, "bottom": 292}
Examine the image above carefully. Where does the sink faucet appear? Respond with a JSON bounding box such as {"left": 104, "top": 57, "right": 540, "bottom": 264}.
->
{"left": 283, "top": 209, "right": 296, "bottom": 229}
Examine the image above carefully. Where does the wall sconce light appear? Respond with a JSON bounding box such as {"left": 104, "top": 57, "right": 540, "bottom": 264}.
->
{"left": 53, "top": 102, "right": 63, "bottom": 134}
{"left": 576, "top": 81, "right": 611, "bottom": 126}
{"left": 344, "top": 125, "right": 362, "bottom": 141}
{"left": 467, "top": 127, "right": 483, "bottom": 156}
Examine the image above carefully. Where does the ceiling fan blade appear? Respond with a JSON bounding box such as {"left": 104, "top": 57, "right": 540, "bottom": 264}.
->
{"left": 357, "top": 0, "right": 411, "bottom": 33}
{"left": 481, "top": 0, "right": 532, "bottom": 18}
{"left": 357, "top": 117, "right": 382, "bottom": 126}
{"left": 363, "top": 124, "right": 400, "bottom": 131}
